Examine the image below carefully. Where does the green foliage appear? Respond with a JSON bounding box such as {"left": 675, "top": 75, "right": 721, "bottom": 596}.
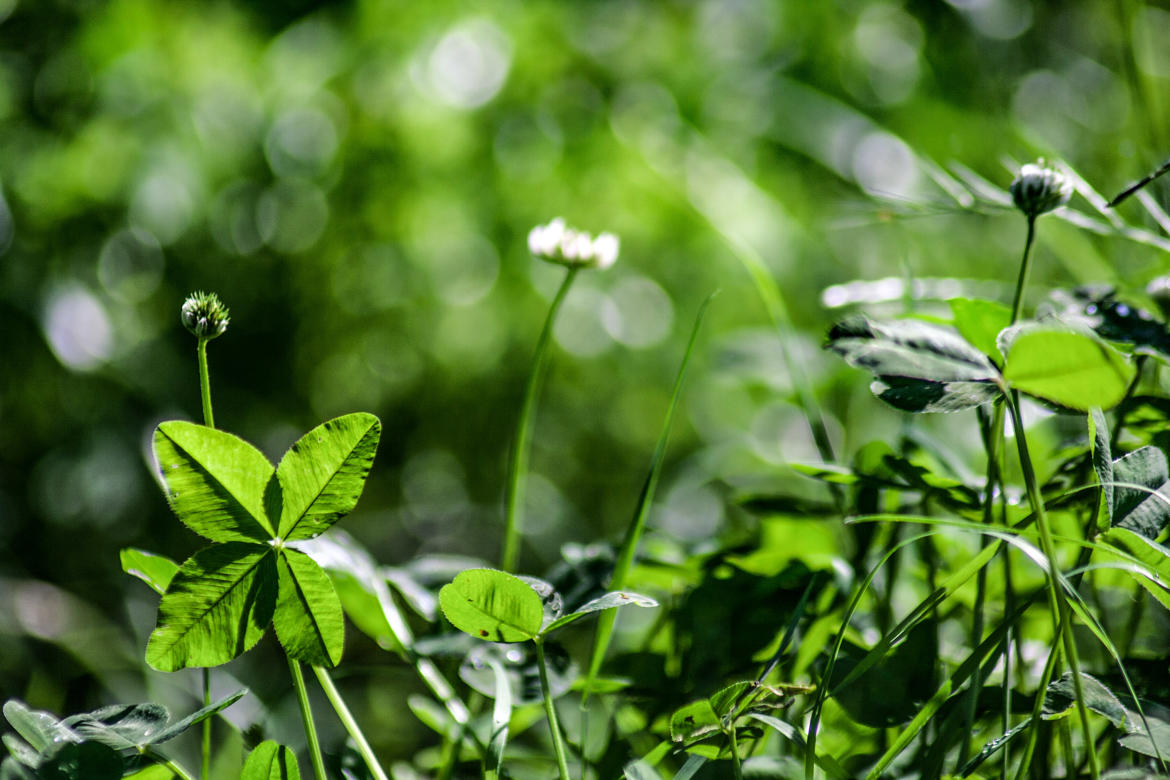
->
{"left": 242, "top": 742, "right": 301, "bottom": 780}
{"left": 1001, "top": 325, "right": 1136, "bottom": 410}
{"left": 146, "top": 413, "right": 381, "bottom": 670}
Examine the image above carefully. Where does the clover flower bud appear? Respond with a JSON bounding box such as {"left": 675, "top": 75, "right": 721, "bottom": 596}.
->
{"left": 1147, "top": 276, "right": 1170, "bottom": 320}
{"left": 1010, "top": 160, "right": 1072, "bottom": 218}
{"left": 181, "top": 291, "right": 230, "bottom": 340}
{"left": 527, "top": 217, "right": 620, "bottom": 270}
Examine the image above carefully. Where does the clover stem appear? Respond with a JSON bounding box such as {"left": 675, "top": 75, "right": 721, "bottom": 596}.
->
{"left": 1009, "top": 216, "right": 1037, "bottom": 325}
{"left": 196, "top": 335, "right": 214, "bottom": 780}
{"left": 145, "top": 749, "right": 197, "bottom": 780}
{"left": 288, "top": 658, "right": 327, "bottom": 780}
{"left": 201, "top": 671, "right": 211, "bottom": 780}
{"left": 502, "top": 267, "right": 579, "bottom": 572}
{"left": 535, "top": 638, "right": 572, "bottom": 780}
{"left": 312, "top": 666, "right": 389, "bottom": 780}
{"left": 1006, "top": 391, "right": 1100, "bottom": 780}
{"left": 729, "top": 726, "right": 744, "bottom": 780}
{"left": 197, "top": 337, "right": 215, "bottom": 429}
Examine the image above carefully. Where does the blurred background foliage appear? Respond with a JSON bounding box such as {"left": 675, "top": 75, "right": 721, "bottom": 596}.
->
{"left": 2, "top": 0, "right": 1170, "bottom": 770}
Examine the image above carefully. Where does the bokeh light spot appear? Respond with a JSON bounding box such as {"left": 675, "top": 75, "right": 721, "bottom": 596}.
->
{"left": 42, "top": 285, "right": 113, "bottom": 372}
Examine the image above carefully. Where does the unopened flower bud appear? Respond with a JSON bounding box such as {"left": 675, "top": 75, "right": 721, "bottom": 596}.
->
{"left": 181, "top": 291, "right": 230, "bottom": 340}
{"left": 1010, "top": 160, "right": 1072, "bottom": 218}
{"left": 527, "top": 217, "right": 620, "bottom": 270}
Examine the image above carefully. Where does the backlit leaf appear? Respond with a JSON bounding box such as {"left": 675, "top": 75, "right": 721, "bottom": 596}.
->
{"left": 439, "top": 569, "right": 544, "bottom": 643}
{"left": 1002, "top": 326, "right": 1135, "bottom": 411}
{"left": 273, "top": 549, "right": 345, "bottom": 666}
{"left": 950, "top": 297, "right": 1011, "bottom": 362}
{"left": 146, "top": 543, "right": 277, "bottom": 671}
{"left": 242, "top": 741, "right": 301, "bottom": 780}
{"left": 153, "top": 422, "right": 274, "bottom": 543}
{"left": 270, "top": 413, "right": 381, "bottom": 541}
{"left": 120, "top": 549, "right": 179, "bottom": 595}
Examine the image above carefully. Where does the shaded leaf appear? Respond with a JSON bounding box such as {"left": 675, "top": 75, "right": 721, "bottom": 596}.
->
{"left": 39, "top": 741, "right": 121, "bottom": 780}
{"left": 1118, "top": 701, "right": 1170, "bottom": 760}
{"left": 484, "top": 657, "right": 511, "bottom": 776}
{"left": 1, "top": 735, "right": 37, "bottom": 768}
{"left": 1112, "top": 446, "right": 1170, "bottom": 539}
{"left": 62, "top": 704, "right": 168, "bottom": 753}
{"left": 825, "top": 315, "right": 1000, "bottom": 412}
{"left": 542, "top": 591, "right": 658, "bottom": 635}
{"left": 0, "top": 756, "right": 36, "bottom": 779}
{"left": 1043, "top": 672, "right": 1128, "bottom": 727}
{"left": 1099, "top": 527, "right": 1170, "bottom": 614}
{"left": 274, "top": 549, "right": 345, "bottom": 666}
{"left": 270, "top": 413, "right": 381, "bottom": 542}
{"left": 828, "top": 620, "right": 938, "bottom": 728}
{"left": 1, "top": 701, "right": 77, "bottom": 753}
{"left": 146, "top": 543, "right": 277, "bottom": 671}
{"left": 669, "top": 699, "right": 720, "bottom": 744}
{"left": 120, "top": 549, "right": 179, "bottom": 595}
{"left": 439, "top": 569, "right": 544, "bottom": 643}
{"left": 1002, "top": 325, "right": 1135, "bottom": 411}
{"left": 153, "top": 422, "right": 274, "bottom": 543}
{"left": 242, "top": 741, "right": 301, "bottom": 780}
{"left": 459, "top": 642, "right": 577, "bottom": 705}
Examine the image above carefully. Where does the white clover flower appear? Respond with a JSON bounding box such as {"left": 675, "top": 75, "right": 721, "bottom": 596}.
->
{"left": 1010, "top": 160, "right": 1072, "bottom": 218}
{"left": 181, "top": 291, "right": 230, "bottom": 340}
{"left": 527, "top": 217, "right": 620, "bottom": 270}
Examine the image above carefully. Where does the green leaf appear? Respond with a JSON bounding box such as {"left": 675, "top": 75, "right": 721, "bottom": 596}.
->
{"left": 1111, "top": 446, "right": 1170, "bottom": 539}
{"left": 439, "top": 568, "right": 544, "bottom": 643}
{"left": 147, "top": 689, "right": 247, "bottom": 745}
{"left": 273, "top": 549, "right": 345, "bottom": 666}
{"left": 949, "top": 297, "right": 1011, "bottom": 362}
{"left": 542, "top": 591, "right": 658, "bottom": 635}
{"left": 1090, "top": 408, "right": 1113, "bottom": 530}
{"left": 1, "top": 701, "right": 77, "bottom": 753}
{"left": 1118, "top": 702, "right": 1170, "bottom": 760}
{"left": 61, "top": 704, "right": 168, "bottom": 753}
{"left": 242, "top": 741, "right": 301, "bottom": 780}
{"left": 484, "top": 657, "right": 511, "bottom": 776}
{"left": 39, "top": 741, "right": 122, "bottom": 780}
{"left": 1100, "top": 527, "right": 1170, "bottom": 614}
{"left": 120, "top": 549, "right": 179, "bottom": 595}
{"left": 270, "top": 413, "right": 381, "bottom": 542}
{"left": 146, "top": 543, "right": 277, "bottom": 671}
{"left": 669, "top": 699, "right": 721, "bottom": 744}
{"left": 1002, "top": 326, "right": 1135, "bottom": 411}
{"left": 828, "top": 619, "right": 938, "bottom": 728}
{"left": 825, "top": 315, "right": 1000, "bottom": 412}
{"left": 0, "top": 756, "right": 36, "bottom": 779}
{"left": 153, "top": 422, "right": 275, "bottom": 543}
{"left": 1042, "top": 672, "right": 1128, "bottom": 726}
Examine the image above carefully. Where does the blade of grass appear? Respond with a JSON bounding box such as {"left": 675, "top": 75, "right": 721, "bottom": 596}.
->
{"left": 582, "top": 293, "right": 716, "bottom": 706}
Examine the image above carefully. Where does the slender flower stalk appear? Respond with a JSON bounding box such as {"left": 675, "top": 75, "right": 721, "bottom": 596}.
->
{"left": 1008, "top": 160, "right": 1071, "bottom": 324}
{"left": 181, "top": 290, "right": 230, "bottom": 780}
{"left": 1006, "top": 391, "right": 1100, "bottom": 780}
{"left": 502, "top": 218, "right": 619, "bottom": 572}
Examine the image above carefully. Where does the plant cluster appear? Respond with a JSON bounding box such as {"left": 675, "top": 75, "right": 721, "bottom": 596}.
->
{"left": 8, "top": 164, "right": 1170, "bottom": 780}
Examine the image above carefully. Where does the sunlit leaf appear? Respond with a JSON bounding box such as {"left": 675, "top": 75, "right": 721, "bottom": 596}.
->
{"left": 439, "top": 569, "right": 543, "bottom": 643}
{"left": 270, "top": 413, "right": 381, "bottom": 542}
{"left": 1100, "top": 527, "right": 1170, "bottom": 613}
{"left": 120, "top": 549, "right": 179, "bottom": 595}
{"left": 146, "top": 543, "right": 277, "bottom": 671}
{"left": 153, "top": 422, "right": 275, "bottom": 543}
{"left": 950, "top": 297, "right": 1012, "bottom": 362}
{"left": 1002, "top": 325, "right": 1135, "bottom": 411}
{"left": 669, "top": 699, "right": 720, "bottom": 744}
{"left": 273, "top": 549, "right": 345, "bottom": 666}
{"left": 241, "top": 741, "right": 301, "bottom": 780}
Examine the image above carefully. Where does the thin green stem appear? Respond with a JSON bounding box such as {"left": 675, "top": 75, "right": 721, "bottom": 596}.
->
{"left": 501, "top": 267, "right": 579, "bottom": 572}
{"left": 196, "top": 338, "right": 214, "bottom": 429}
{"left": 144, "top": 749, "right": 197, "bottom": 780}
{"left": 534, "top": 639, "right": 571, "bottom": 780}
{"left": 201, "top": 669, "right": 211, "bottom": 780}
{"left": 312, "top": 666, "right": 389, "bottom": 780}
{"left": 288, "top": 658, "right": 327, "bottom": 780}
{"left": 195, "top": 337, "right": 214, "bottom": 780}
{"left": 729, "top": 726, "right": 744, "bottom": 780}
{"left": 1009, "top": 216, "right": 1036, "bottom": 325}
{"left": 1006, "top": 392, "right": 1100, "bottom": 780}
